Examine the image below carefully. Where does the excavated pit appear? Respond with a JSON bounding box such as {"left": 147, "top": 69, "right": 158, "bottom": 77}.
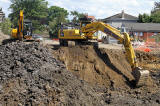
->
{"left": 52, "top": 45, "right": 155, "bottom": 89}
{"left": 52, "top": 44, "right": 160, "bottom": 105}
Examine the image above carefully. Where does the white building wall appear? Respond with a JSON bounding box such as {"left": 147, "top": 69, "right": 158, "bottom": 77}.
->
{"left": 0, "top": 8, "right": 5, "bottom": 23}
{"left": 0, "top": 16, "right": 3, "bottom": 23}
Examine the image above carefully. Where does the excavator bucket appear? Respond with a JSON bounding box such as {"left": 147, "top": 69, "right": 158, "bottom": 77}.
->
{"left": 132, "top": 67, "right": 150, "bottom": 87}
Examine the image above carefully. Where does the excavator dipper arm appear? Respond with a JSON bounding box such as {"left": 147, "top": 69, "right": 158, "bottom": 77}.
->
{"left": 18, "top": 10, "right": 24, "bottom": 41}
{"left": 82, "top": 22, "right": 149, "bottom": 86}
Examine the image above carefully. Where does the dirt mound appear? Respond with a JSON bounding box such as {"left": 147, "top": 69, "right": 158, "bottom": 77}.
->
{"left": 136, "top": 51, "right": 160, "bottom": 70}
{"left": 53, "top": 45, "right": 137, "bottom": 89}
{"left": 0, "top": 42, "right": 108, "bottom": 106}
{"left": 51, "top": 45, "right": 160, "bottom": 105}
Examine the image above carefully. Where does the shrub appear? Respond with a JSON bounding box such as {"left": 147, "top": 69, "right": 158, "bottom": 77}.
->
{"left": 1, "top": 18, "right": 12, "bottom": 35}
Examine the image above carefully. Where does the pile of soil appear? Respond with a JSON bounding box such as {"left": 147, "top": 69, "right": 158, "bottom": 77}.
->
{"left": 53, "top": 45, "right": 155, "bottom": 89}
{"left": 136, "top": 51, "right": 160, "bottom": 70}
{"left": 0, "top": 42, "right": 108, "bottom": 106}
{"left": 51, "top": 45, "right": 160, "bottom": 105}
{"left": 135, "top": 51, "right": 160, "bottom": 87}
{"left": 136, "top": 51, "right": 160, "bottom": 64}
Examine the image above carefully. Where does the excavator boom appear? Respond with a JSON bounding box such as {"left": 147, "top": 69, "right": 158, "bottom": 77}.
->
{"left": 18, "top": 10, "right": 24, "bottom": 40}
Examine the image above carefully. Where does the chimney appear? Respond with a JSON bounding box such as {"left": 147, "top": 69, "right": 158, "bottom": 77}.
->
{"left": 122, "top": 10, "right": 125, "bottom": 19}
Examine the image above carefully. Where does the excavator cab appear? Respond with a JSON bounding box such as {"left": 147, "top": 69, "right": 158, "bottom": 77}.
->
{"left": 23, "top": 20, "right": 33, "bottom": 40}
{"left": 79, "top": 17, "right": 92, "bottom": 28}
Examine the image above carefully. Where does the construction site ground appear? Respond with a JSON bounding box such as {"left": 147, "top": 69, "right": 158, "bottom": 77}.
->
{"left": 0, "top": 32, "right": 160, "bottom": 105}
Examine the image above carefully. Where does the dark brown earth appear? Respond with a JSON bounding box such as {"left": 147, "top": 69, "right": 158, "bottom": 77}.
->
{"left": 0, "top": 40, "right": 160, "bottom": 106}
{"left": 0, "top": 42, "right": 108, "bottom": 106}
{"left": 52, "top": 45, "right": 160, "bottom": 106}
{"left": 52, "top": 45, "right": 133, "bottom": 89}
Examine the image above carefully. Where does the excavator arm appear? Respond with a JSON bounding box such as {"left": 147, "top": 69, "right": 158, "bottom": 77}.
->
{"left": 82, "top": 22, "right": 136, "bottom": 67}
{"left": 18, "top": 10, "right": 24, "bottom": 41}
{"left": 11, "top": 10, "right": 24, "bottom": 41}
{"left": 82, "top": 22, "right": 149, "bottom": 86}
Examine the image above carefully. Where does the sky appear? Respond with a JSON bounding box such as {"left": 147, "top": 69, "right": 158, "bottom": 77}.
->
{"left": 0, "top": 0, "right": 159, "bottom": 19}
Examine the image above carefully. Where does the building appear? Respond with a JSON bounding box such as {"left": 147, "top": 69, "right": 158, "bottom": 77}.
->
{"left": 102, "top": 10, "right": 138, "bottom": 28}
{"left": 124, "top": 23, "right": 160, "bottom": 42}
{"left": 0, "top": 7, "right": 5, "bottom": 23}
{"left": 100, "top": 10, "right": 160, "bottom": 43}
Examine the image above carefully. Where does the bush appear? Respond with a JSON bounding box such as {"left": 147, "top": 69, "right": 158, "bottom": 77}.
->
{"left": 1, "top": 18, "right": 12, "bottom": 35}
{"left": 0, "top": 23, "right": 2, "bottom": 29}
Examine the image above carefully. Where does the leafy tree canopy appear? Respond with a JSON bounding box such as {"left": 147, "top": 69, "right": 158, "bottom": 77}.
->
{"left": 138, "top": 13, "right": 151, "bottom": 23}
{"left": 70, "top": 11, "right": 85, "bottom": 23}
{"left": 151, "top": 11, "right": 160, "bottom": 23}
{"left": 48, "top": 6, "right": 68, "bottom": 22}
{"left": 1, "top": 18, "right": 12, "bottom": 35}
{"left": 9, "top": 0, "right": 48, "bottom": 30}
{"left": 48, "top": 6, "right": 69, "bottom": 38}
{"left": 152, "top": 2, "right": 160, "bottom": 14}
{"left": 138, "top": 2, "right": 160, "bottom": 23}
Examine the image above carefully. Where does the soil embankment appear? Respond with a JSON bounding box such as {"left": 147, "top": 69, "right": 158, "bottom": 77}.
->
{"left": 52, "top": 45, "right": 160, "bottom": 106}
{"left": 53, "top": 45, "right": 156, "bottom": 89}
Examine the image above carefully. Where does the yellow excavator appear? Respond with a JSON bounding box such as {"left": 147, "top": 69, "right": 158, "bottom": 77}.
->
{"left": 11, "top": 10, "right": 33, "bottom": 41}
{"left": 58, "top": 16, "right": 149, "bottom": 87}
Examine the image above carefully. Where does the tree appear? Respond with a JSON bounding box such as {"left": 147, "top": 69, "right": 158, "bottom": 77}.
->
{"left": 9, "top": 0, "right": 48, "bottom": 30}
{"left": 138, "top": 13, "right": 151, "bottom": 23}
{"left": 48, "top": 6, "right": 68, "bottom": 22}
{"left": 1, "top": 18, "right": 12, "bottom": 35}
{"left": 151, "top": 11, "right": 160, "bottom": 23}
{"left": 152, "top": 2, "right": 160, "bottom": 14}
{"left": 138, "top": 2, "right": 160, "bottom": 23}
{"left": 48, "top": 6, "right": 69, "bottom": 38}
{"left": 150, "top": 2, "right": 160, "bottom": 23}
{"left": 70, "top": 11, "right": 85, "bottom": 23}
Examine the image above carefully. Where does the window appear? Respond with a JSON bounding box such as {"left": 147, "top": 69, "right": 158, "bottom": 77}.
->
{"left": 154, "top": 33, "right": 158, "bottom": 35}
{"left": 134, "top": 32, "right": 138, "bottom": 36}
{"left": 139, "top": 32, "right": 143, "bottom": 36}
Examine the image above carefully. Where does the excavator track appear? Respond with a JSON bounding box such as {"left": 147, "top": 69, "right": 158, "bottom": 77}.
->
{"left": 68, "top": 41, "right": 76, "bottom": 47}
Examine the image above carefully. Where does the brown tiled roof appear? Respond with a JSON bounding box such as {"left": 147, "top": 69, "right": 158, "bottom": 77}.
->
{"left": 87, "top": 16, "right": 95, "bottom": 20}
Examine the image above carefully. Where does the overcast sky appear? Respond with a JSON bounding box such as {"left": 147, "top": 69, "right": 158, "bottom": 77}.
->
{"left": 0, "top": 0, "right": 159, "bottom": 19}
